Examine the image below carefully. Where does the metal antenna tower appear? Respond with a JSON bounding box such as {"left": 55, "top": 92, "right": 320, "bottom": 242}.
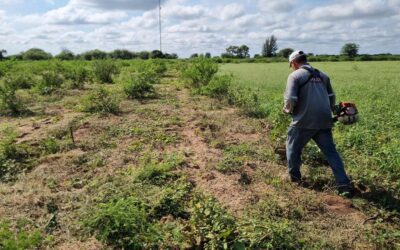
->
{"left": 158, "top": 0, "right": 162, "bottom": 52}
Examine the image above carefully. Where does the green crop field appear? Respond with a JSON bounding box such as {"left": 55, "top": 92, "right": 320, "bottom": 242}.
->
{"left": 221, "top": 62, "right": 400, "bottom": 198}
{"left": 0, "top": 59, "right": 399, "bottom": 249}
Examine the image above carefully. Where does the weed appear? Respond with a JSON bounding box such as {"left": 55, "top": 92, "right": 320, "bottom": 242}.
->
{"left": 122, "top": 71, "right": 156, "bottom": 99}
{"left": 92, "top": 60, "right": 119, "bottom": 84}
{"left": 36, "top": 71, "right": 64, "bottom": 95}
{"left": 0, "top": 80, "right": 26, "bottom": 115}
{"left": 84, "top": 197, "right": 160, "bottom": 249}
{"left": 200, "top": 74, "right": 233, "bottom": 101}
{"left": 0, "top": 128, "right": 37, "bottom": 181}
{"left": 181, "top": 57, "right": 218, "bottom": 89}
{"left": 0, "top": 221, "right": 42, "bottom": 250}
{"left": 189, "top": 194, "right": 243, "bottom": 249}
{"left": 81, "top": 87, "right": 120, "bottom": 114}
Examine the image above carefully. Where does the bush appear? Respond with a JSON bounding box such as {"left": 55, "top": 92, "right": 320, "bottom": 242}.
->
{"left": 36, "top": 71, "right": 64, "bottom": 95}
{"left": 227, "top": 85, "right": 268, "bottom": 118}
{"left": 0, "top": 221, "right": 42, "bottom": 249}
{"left": 0, "top": 129, "right": 36, "bottom": 181}
{"left": 181, "top": 58, "right": 218, "bottom": 89}
{"left": 84, "top": 197, "right": 160, "bottom": 249}
{"left": 92, "top": 60, "right": 119, "bottom": 84}
{"left": 189, "top": 194, "right": 243, "bottom": 249}
{"left": 0, "top": 79, "right": 26, "bottom": 115}
{"left": 200, "top": 74, "right": 232, "bottom": 100}
{"left": 65, "top": 67, "right": 90, "bottom": 89}
{"left": 148, "top": 60, "right": 167, "bottom": 76}
{"left": 81, "top": 87, "right": 120, "bottom": 114}
{"left": 4, "top": 73, "right": 34, "bottom": 89}
{"left": 123, "top": 72, "right": 156, "bottom": 99}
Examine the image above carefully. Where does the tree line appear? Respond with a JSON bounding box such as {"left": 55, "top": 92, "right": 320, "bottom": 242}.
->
{"left": 1, "top": 37, "right": 399, "bottom": 61}
{"left": 0, "top": 48, "right": 178, "bottom": 61}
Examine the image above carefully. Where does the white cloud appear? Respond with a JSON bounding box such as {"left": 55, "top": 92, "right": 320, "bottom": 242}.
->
{"left": 164, "top": 5, "right": 206, "bottom": 19}
{"left": 310, "top": 0, "right": 395, "bottom": 20}
{"left": 218, "top": 3, "right": 245, "bottom": 20}
{"left": 70, "top": 0, "right": 162, "bottom": 11}
{"left": 21, "top": 4, "right": 127, "bottom": 25}
{"left": 258, "top": 0, "right": 296, "bottom": 13}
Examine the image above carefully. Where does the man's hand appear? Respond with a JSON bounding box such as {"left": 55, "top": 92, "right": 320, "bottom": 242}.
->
{"left": 283, "top": 100, "right": 294, "bottom": 114}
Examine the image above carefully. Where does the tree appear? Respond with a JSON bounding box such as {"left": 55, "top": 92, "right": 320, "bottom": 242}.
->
{"left": 109, "top": 49, "right": 135, "bottom": 60}
{"left": 262, "top": 35, "right": 278, "bottom": 57}
{"left": 22, "top": 48, "right": 52, "bottom": 60}
{"left": 190, "top": 53, "right": 199, "bottom": 58}
{"left": 0, "top": 49, "right": 6, "bottom": 60}
{"left": 238, "top": 45, "right": 250, "bottom": 58}
{"left": 56, "top": 49, "right": 75, "bottom": 60}
{"left": 341, "top": 43, "right": 359, "bottom": 57}
{"left": 138, "top": 51, "right": 150, "bottom": 60}
{"left": 225, "top": 45, "right": 250, "bottom": 58}
{"left": 80, "top": 49, "right": 108, "bottom": 60}
{"left": 205, "top": 52, "right": 211, "bottom": 58}
{"left": 278, "top": 48, "right": 294, "bottom": 59}
{"left": 150, "top": 50, "right": 164, "bottom": 59}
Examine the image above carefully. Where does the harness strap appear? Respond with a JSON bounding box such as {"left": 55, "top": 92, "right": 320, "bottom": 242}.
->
{"left": 296, "top": 66, "right": 321, "bottom": 96}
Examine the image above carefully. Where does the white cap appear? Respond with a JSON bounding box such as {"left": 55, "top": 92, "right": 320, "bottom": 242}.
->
{"left": 289, "top": 50, "right": 305, "bottom": 64}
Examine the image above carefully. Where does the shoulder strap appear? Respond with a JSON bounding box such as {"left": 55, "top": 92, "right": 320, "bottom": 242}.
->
{"left": 297, "top": 67, "right": 320, "bottom": 96}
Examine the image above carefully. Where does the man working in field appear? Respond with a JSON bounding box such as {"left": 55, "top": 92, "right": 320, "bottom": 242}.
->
{"left": 283, "top": 50, "right": 353, "bottom": 197}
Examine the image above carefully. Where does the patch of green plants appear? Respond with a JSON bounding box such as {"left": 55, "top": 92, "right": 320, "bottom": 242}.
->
{"left": 181, "top": 57, "right": 218, "bottom": 89}
{"left": 0, "top": 128, "right": 38, "bottom": 182}
{"left": 81, "top": 87, "right": 120, "bottom": 114}
{"left": 84, "top": 197, "right": 160, "bottom": 249}
{"left": 134, "top": 153, "right": 186, "bottom": 185}
{"left": 189, "top": 194, "right": 245, "bottom": 249}
{"left": 0, "top": 79, "right": 26, "bottom": 115}
{"left": 36, "top": 71, "right": 64, "bottom": 95}
{"left": 0, "top": 221, "right": 42, "bottom": 250}
{"left": 92, "top": 60, "right": 119, "bottom": 84}
{"left": 200, "top": 74, "right": 233, "bottom": 101}
{"left": 122, "top": 71, "right": 156, "bottom": 99}
{"left": 3, "top": 73, "right": 34, "bottom": 89}
{"left": 65, "top": 66, "right": 90, "bottom": 89}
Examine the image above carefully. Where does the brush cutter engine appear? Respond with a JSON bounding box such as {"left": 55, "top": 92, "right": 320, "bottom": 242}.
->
{"left": 333, "top": 102, "right": 359, "bottom": 125}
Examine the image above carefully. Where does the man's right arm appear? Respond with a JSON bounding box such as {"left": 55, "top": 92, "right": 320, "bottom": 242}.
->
{"left": 283, "top": 74, "right": 298, "bottom": 114}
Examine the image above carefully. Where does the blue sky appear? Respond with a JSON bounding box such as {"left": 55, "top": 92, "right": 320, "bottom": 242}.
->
{"left": 1, "top": 0, "right": 399, "bottom": 57}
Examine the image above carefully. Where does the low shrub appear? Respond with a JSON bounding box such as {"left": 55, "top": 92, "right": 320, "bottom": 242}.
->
{"left": 65, "top": 67, "right": 90, "bottom": 89}
{"left": 81, "top": 87, "right": 120, "bottom": 114}
{"left": 0, "top": 221, "right": 42, "bottom": 250}
{"left": 85, "top": 197, "right": 160, "bottom": 249}
{"left": 36, "top": 71, "right": 64, "bottom": 95}
{"left": 123, "top": 72, "right": 156, "bottom": 99}
{"left": 0, "top": 79, "right": 26, "bottom": 115}
{"left": 92, "top": 60, "right": 119, "bottom": 84}
{"left": 200, "top": 74, "right": 233, "bottom": 100}
{"left": 0, "top": 129, "right": 36, "bottom": 182}
{"left": 189, "top": 194, "right": 243, "bottom": 249}
{"left": 227, "top": 85, "right": 268, "bottom": 118}
{"left": 181, "top": 57, "right": 218, "bottom": 89}
{"left": 3, "top": 73, "right": 34, "bottom": 89}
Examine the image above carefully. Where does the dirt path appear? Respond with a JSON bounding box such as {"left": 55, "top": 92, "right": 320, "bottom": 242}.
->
{"left": 173, "top": 87, "right": 366, "bottom": 222}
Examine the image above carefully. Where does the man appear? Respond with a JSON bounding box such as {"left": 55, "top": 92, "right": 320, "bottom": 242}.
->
{"left": 283, "top": 50, "right": 353, "bottom": 197}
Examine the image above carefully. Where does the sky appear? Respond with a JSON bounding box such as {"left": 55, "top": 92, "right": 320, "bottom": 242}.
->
{"left": 0, "top": 0, "right": 399, "bottom": 57}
